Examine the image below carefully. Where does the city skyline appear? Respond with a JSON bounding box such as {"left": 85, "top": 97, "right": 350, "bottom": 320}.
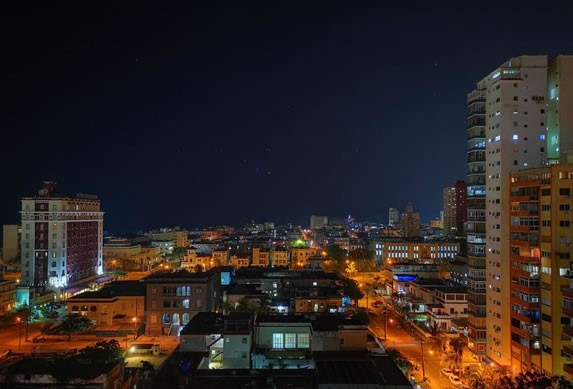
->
{"left": 2, "top": 2, "right": 573, "bottom": 232}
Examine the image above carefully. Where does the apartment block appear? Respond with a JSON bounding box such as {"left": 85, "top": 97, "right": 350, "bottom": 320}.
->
{"left": 510, "top": 165, "right": 573, "bottom": 376}
{"left": 483, "top": 55, "right": 548, "bottom": 366}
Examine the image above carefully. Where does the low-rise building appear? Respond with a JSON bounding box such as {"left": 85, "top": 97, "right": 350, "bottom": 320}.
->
{"left": 66, "top": 281, "right": 145, "bottom": 328}
{"left": 179, "top": 311, "right": 253, "bottom": 369}
{"left": 372, "top": 238, "right": 460, "bottom": 264}
{"left": 291, "top": 247, "right": 317, "bottom": 269}
{"left": 143, "top": 268, "right": 222, "bottom": 336}
{"left": 251, "top": 247, "right": 270, "bottom": 267}
{"left": 271, "top": 247, "right": 289, "bottom": 267}
{"left": 0, "top": 279, "right": 17, "bottom": 315}
{"left": 382, "top": 263, "right": 443, "bottom": 295}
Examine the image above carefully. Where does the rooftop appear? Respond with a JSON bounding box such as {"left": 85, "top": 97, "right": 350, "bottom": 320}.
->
{"left": 67, "top": 281, "right": 145, "bottom": 300}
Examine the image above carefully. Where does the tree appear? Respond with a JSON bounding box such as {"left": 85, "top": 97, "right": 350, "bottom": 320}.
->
{"left": 60, "top": 313, "right": 94, "bottom": 341}
{"left": 77, "top": 340, "right": 122, "bottom": 363}
{"left": 342, "top": 278, "right": 364, "bottom": 304}
{"left": 348, "top": 248, "right": 374, "bottom": 261}
{"left": 234, "top": 298, "right": 249, "bottom": 312}
{"left": 255, "top": 298, "right": 271, "bottom": 314}
{"left": 326, "top": 244, "right": 347, "bottom": 261}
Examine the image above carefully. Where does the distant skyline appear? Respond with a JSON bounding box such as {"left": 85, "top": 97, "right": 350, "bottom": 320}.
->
{"left": 2, "top": 2, "right": 573, "bottom": 232}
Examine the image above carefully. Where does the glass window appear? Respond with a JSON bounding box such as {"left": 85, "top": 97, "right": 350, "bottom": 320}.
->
{"left": 297, "top": 333, "right": 310, "bottom": 348}
{"left": 285, "top": 333, "right": 296, "bottom": 348}
{"left": 272, "top": 333, "right": 283, "bottom": 348}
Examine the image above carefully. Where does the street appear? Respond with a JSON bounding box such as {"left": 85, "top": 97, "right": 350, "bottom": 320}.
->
{"left": 368, "top": 307, "right": 455, "bottom": 389}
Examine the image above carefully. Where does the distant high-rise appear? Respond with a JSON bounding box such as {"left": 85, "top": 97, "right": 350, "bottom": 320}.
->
{"left": 483, "top": 55, "right": 548, "bottom": 367}
{"left": 400, "top": 204, "right": 420, "bottom": 238}
{"left": 310, "top": 215, "right": 328, "bottom": 230}
{"left": 443, "top": 180, "right": 467, "bottom": 236}
{"left": 20, "top": 182, "right": 104, "bottom": 290}
{"left": 2, "top": 225, "right": 21, "bottom": 262}
{"left": 388, "top": 208, "right": 400, "bottom": 227}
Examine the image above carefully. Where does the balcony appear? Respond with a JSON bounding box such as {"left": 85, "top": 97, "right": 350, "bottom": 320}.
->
{"left": 511, "top": 267, "right": 537, "bottom": 279}
{"left": 511, "top": 296, "right": 539, "bottom": 310}
{"left": 564, "top": 363, "right": 573, "bottom": 376}
{"left": 511, "top": 324, "right": 535, "bottom": 340}
{"left": 562, "top": 288, "right": 573, "bottom": 299}
{"left": 511, "top": 195, "right": 539, "bottom": 203}
{"left": 563, "top": 306, "right": 573, "bottom": 318}
{"left": 511, "top": 283, "right": 540, "bottom": 294}
{"left": 510, "top": 252, "right": 539, "bottom": 262}
{"left": 511, "top": 210, "right": 539, "bottom": 217}
{"left": 562, "top": 326, "right": 573, "bottom": 338}
{"left": 562, "top": 345, "right": 573, "bottom": 358}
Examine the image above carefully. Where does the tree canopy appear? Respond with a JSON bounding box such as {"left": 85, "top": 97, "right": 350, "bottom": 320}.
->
{"left": 60, "top": 313, "right": 94, "bottom": 341}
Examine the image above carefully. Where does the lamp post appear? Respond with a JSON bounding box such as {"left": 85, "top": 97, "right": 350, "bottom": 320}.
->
{"left": 132, "top": 317, "right": 138, "bottom": 340}
{"left": 420, "top": 341, "right": 425, "bottom": 378}
{"left": 16, "top": 317, "right": 22, "bottom": 350}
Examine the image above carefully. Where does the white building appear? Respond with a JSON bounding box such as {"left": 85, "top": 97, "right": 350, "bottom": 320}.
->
{"left": 20, "top": 182, "right": 103, "bottom": 290}
{"left": 483, "top": 55, "right": 548, "bottom": 366}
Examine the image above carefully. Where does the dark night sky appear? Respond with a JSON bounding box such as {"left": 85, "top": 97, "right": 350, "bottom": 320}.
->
{"left": 2, "top": 1, "right": 573, "bottom": 233}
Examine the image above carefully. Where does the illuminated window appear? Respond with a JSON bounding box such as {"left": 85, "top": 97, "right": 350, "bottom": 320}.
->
{"left": 272, "top": 333, "right": 283, "bottom": 348}
{"left": 297, "top": 333, "right": 310, "bottom": 348}
{"left": 285, "top": 333, "right": 296, "bottom": 348}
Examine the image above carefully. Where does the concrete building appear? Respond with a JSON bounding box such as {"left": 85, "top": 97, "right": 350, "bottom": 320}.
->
{"left": 400, "top": 204, "right": 420, "bottom": 238}
{"left": 143, "top": 268, "right": 222, "bottom": 336}
{"left": 310, "top": 215, "right": 328, "bottom": 230}
{"left": 483, "top": 55, "right": 548, "bottom": 367}
{"left": 509, "top": 165, "right": 573, "bottom": 376}
{"left": 271, "top": 247, "right": 289, "bottom": 267}
{"left": 372, "top": 238, "right": 460, "bottom": 264}
{"left": 66, "top": 280, "right": 145, "bottom": 331}
{"left": 179, "top": 311, "right": 254, "bottom": 369}
{"left": 443, "top": 180, "right": 467, "bottom": 236}
{"left": 291, "top": 247, "right": 317, "bottom": 269}
{"left": 466, "top": 85, "right": 488, "bottom": 357}
{"left": 388, "top": 208, "right": 400, "bottom": 227}
{"left": 149, "top": 227, "right": 189, "bottom": 248}
{"left": 547, "top": 56, "right": 573, "bottom": 164}
{"left": 251, "top": 247, "right": 270, "bottom": 267}
{"left": 20, "top": 181, "right": 104, "bottom": 291}
{"left": 2, "top": 225, "right": 20, "bottom": 263}
{"left": 0, "top": 279, "right": 17, "bottom": 315}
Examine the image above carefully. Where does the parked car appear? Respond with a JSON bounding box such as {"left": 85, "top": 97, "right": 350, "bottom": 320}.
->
{"left": 440, "top": 368, "right": 454, "bottom": 378}
{"left": 449, "top": 375, "right": 463, "bottom": 387}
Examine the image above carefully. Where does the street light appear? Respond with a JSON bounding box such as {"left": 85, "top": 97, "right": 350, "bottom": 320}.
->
{"left": 420, "top": 341, "right": 426, "bottom": 384}
{"left": 16, "top": 317, "right": 22, "bottom": 350}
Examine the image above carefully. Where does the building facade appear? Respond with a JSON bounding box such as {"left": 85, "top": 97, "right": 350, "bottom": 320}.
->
{"left": 144, "top": 268, "right": 221, "bottom": 335}
{"left": 20, "top": 182, "right": 103, "bottom": 290}
{"left": 2, "top": 225, "right": 21, "bottom": 263}
{"left": 400, "top": 204, "right": 420, "bottom": 238}
{"left": 443, "top": 180, "right": 467, "bottom": 236}
{"left": 466, "top": 85, "right": 488, "bottom": 357}
{"left": 509, "top": 165, "right": 573, "bottom": 376}
{"left": 310, "top": 215, "right": 328, "bottom": 230}
{"left": 483, "top": 56, "right": 548, "bottom": 366}
{"left": 388, "top": 208, "right": 400, "bottom": 227}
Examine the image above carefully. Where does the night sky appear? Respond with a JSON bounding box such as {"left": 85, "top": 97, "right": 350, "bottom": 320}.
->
{"left": 2, "top": 2, "right": 573, "bottom": 233}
